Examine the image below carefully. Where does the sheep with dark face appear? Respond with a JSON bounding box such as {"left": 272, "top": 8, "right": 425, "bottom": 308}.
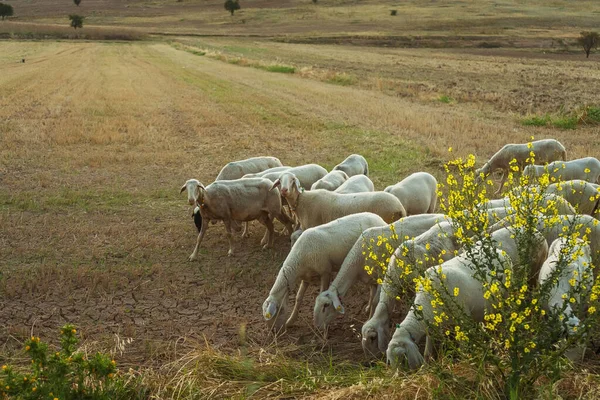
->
{"left": 180, "top": 178, "right": 293, "bottom": 260}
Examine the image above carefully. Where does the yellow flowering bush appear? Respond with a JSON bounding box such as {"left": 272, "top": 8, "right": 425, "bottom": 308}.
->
{"left": 367, "top": 145, "right": 600, "bottom": 397}
{"left": 0, "top": 324, "right": 142, "bottom": 400}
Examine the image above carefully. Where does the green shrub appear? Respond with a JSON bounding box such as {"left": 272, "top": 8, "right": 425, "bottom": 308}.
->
{"left": 585, "top": 106, "right": 600, "bottom": 123}
{"left": 327, "top": 73, "right": 356, "bottom": 86}
{"left": 551, "top": 115, "right": 578, "bottom": 130}
{"left": 0, "top": 324, "right": 145, "bottom": 399}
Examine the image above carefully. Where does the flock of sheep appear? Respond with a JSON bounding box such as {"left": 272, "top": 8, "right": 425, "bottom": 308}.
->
{"left": 180, "top": 138, "right": 600, "bottom": 368}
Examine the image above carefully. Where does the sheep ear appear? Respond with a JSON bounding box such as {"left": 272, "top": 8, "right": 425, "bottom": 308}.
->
{"left": 331, "top": 293, "right": 345, "bottom": 314}
{"left": 405, "top": 340, "right": 425, "bottom": 370}
{"left": 294, "top": 177, "right": 302, "bottom": 191}
{"left": 180, "top": 184, "right": 187, "bottom": 194}
{"left": 270, "top": 179, "right": 281, "bottom": 191}
{"left": 263, "top": 300, "right": 278, "bottom": 321}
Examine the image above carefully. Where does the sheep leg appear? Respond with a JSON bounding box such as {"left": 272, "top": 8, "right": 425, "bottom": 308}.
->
{"left": 188, "top": 216, "right": 208, "bottom": 261}
{"left": 262, "top": 215, "right": 275, "bottom": 250}
{"left": 275, "top": 209, "right": 294, "bottom": 236}
{"left": 365, "top": 285, "right": 379, "bottom": 317}
{"left": 320, "top": 273, "right": 330, "bottom": 292}
{"left": 286, "top": 280, "right": 308, "bottom": 327}
{"left": 424, "top": 335, "right": 434, "bottom": 361}
{"left": 241, "top": 222, "right": 250, "bottom": 238}
{"left": 223, "top": 219, "right": 235, "bottom": 257}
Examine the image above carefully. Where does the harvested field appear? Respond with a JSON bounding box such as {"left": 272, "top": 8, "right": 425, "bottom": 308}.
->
{"left": 1, "top": 38, "right": 600, "bottom": 397}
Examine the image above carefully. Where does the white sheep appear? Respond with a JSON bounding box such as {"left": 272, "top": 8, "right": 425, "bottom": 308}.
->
{"left": 523, "top": 157, "right": 600, "bottom": 185}
{"left": 333, "top": 154, "right": 369, "bottom": 177}
{"left": 245, "top": 164, "right": 328, "bottom": 190}
{"left": 490, "top": 214, "right": 600, "bottom": 267}
{"left": 384, "top": 172, "right": 438, "bottom": 215}
{"left": 313, "top": 214, "right": 449, "bottom": 331}
{"left": 334, "top": 175, "right": 375, "bottom": 194}
{"left": 362, "top": 220, "right": 460, "bottom": 358}
{"left": 272, "top": 172, "right": 406, "bottom": 230}
{"left": 476, "top": 139, "right": 566, "bottom": 194}
{"left": 545, "top": 180, "right": 600, "bottom": 216}
{"left": 311, "top": 170, "right": 349, "bottom": 191}
{"left": 386, "top": 246, "right": 513, "bottom": 369}
{"left": 241, "top": 166, "right": 291, "bottom": 179}
{"left": 290, "top": 229, "right": 303, "bottom": 247}
{"left": 180, "top": 178, "right": 293, "bottom": 260}
{"left": 538, "top": 238, "right": 593, "bottom": 336}
{"left": 262, "top": 212, "right": 388, "bottom": 331}
{"left": 216, "top": 156, "right": 283, "bottom": 180}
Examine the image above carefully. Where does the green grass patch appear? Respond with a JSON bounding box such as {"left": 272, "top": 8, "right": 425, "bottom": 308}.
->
{"left": 260, "top": 64, "right": 296, "bottom": 73}
{"left": 550, "top": 115, "right": 578, "bottom": 130}
{"left": 521, "top": 114, "right": 551, "bottom": 127}
{"left": 438, "top": 94, "right": 454, "bottom": 104}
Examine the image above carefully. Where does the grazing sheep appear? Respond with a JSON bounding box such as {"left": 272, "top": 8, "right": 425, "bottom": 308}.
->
{"left": 545, "top": 180, "right": 600, "bottom": 217}
{"left": 491, "top": 214, "right": 600, "bottom": 266}
{"left": 333, "top": 154, "right": 369, "bottom": 177}
{"left": 476, "top": 139, "right": 566, "bottom": 194}
{"left": 245, "top": 164, "right": 328, "bottom": 190}
{"left": 313, "top": 214, "right": 449, "bottom": 331}
{"left": 262, "top": 213, "right": 388, "bottom": 331}
{"left": 384, "top": 172, "right": 438, "bottom": 215}
{"left": 334, "top": 175, "right": 375, "bottom": 194}
{"left": 539, "top": 238, "right": 593, "bottom": 337}
{"left": 362, "top": 220, "right": 459, "bottom": 358}
{"left": 180, "top": 178, "right": 293, "bottom": 260}
{"left": 523, "top": 157, "right": 600, "bottom": 185}
{"left": 386, "top": 246, "right": 512, "bottom": 369}
{"left": 241, "top": 166, "right": 291, "bottom": 179}
{"left": 216, "top": 156, "right": 283, "bottom": 181}
{"left": 272, "top": 172, "right": 406, "bottom": 230}
{"left": 311, "top": 170, "right": 349, "bottom": 191}
{"left": 290, "top": 229, "right": 303, "bottom": 247}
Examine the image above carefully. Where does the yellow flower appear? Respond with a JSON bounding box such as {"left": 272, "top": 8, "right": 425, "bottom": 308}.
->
{"left": 448, "top": 147, "right": 453, "bottom": 152}
{"left": 588, "top": 306, "right": 596, "bottom": 314}
{"left": 453, "top": 287, "right": 460, "bottom": 297}
{"left": 584, "top": 168, "right": 591, "bottom": 173}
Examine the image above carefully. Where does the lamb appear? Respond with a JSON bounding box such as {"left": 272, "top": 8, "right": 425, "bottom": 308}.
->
{"left": 476, "top": 139, "right": 566, "bottom": 194}
{"left": 333, "top": 154, "right": 369, "bottom": 177}
{"left": 216, "top": 156, "right": 283, "bottom": 181}
{"left": 313, "top": 214, "right": 449, "bottom": 331}
{"left": 262, "top": 212, "right": 388, "bottom": 331}
{"left": 545, "top": 180, "right": 600, "bottom": 216}
{"left": 272, "top": 172, "right": 406, "bottom": 230}
{"left": 245, "top": 164, "right": 328, "bottom": 190}
{"left": 523, "top": 157, "right": 600, "bottom": 185}
{"left": 538, "top": 238, "right": 593, "bottom": 336}
{"left": 386, "top": 247, "right": 513, "bottom": 369}
{"left": 361, "top": 220, "right": 460, "bottom": 358}
{"left": 334, "top": 175, "right": 375, "bottom": 194}
{"left": 180, "top": 178, "right": 293, "bottom": 260}
{"left": 311, "top": 170, "right": 349, "bottom": 191}
{"left": 384, "top": 172, "right": 437, "bottom": 215}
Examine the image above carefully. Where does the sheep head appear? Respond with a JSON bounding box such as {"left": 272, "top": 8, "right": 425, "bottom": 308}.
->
{"left": 361, "top": 318, "right": 390, "bottom": 359}
{"left": 271, "top": 172, "right": 302, "bottom": 201}
{"left": 180, "top": 179, "right": 206, "bottom": 206}
{"left": 313, "top": 289, "right": 344, "bottom": 330}
{"left": 386, "top": 329, "right": 424, "bottom": 370}
{"left": 262, "top": 295, "right": 288, "bottom": 333}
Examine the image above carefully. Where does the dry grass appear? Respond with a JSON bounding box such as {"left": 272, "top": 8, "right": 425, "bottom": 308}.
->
{"left": 5, "top": 0, "right": 600, "bottom": 39}
{"left": 1, "top": 40, "right": 600, "bottom": 398}
{"left": 0, "top": 21, "right": 146, "bottom": 40}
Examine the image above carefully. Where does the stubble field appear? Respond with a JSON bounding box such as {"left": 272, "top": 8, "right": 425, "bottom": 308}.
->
{"left": 1, "top": 8, "right": 600, "bottom": 396}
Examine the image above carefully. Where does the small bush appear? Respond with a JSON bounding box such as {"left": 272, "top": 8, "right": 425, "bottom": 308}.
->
{"left": 69, "top": 14, "right": 84, "bottom": 29}
{"left": 0, "top": 2, "right": 14, "bottom": 20}
{"left": 577, "top": 31, "right": 599, "bottom": 58}
{"left": 584, "top": 106, "right": 600, "bottom": 123}
{"left": 224, "top": 0, "right": 240, "bottom": 16}
{"left": 390, "top": 9, "right": 397, "bottom": 16}
{"left": 0, "top": 324, "right": 145, "bottom": 399}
